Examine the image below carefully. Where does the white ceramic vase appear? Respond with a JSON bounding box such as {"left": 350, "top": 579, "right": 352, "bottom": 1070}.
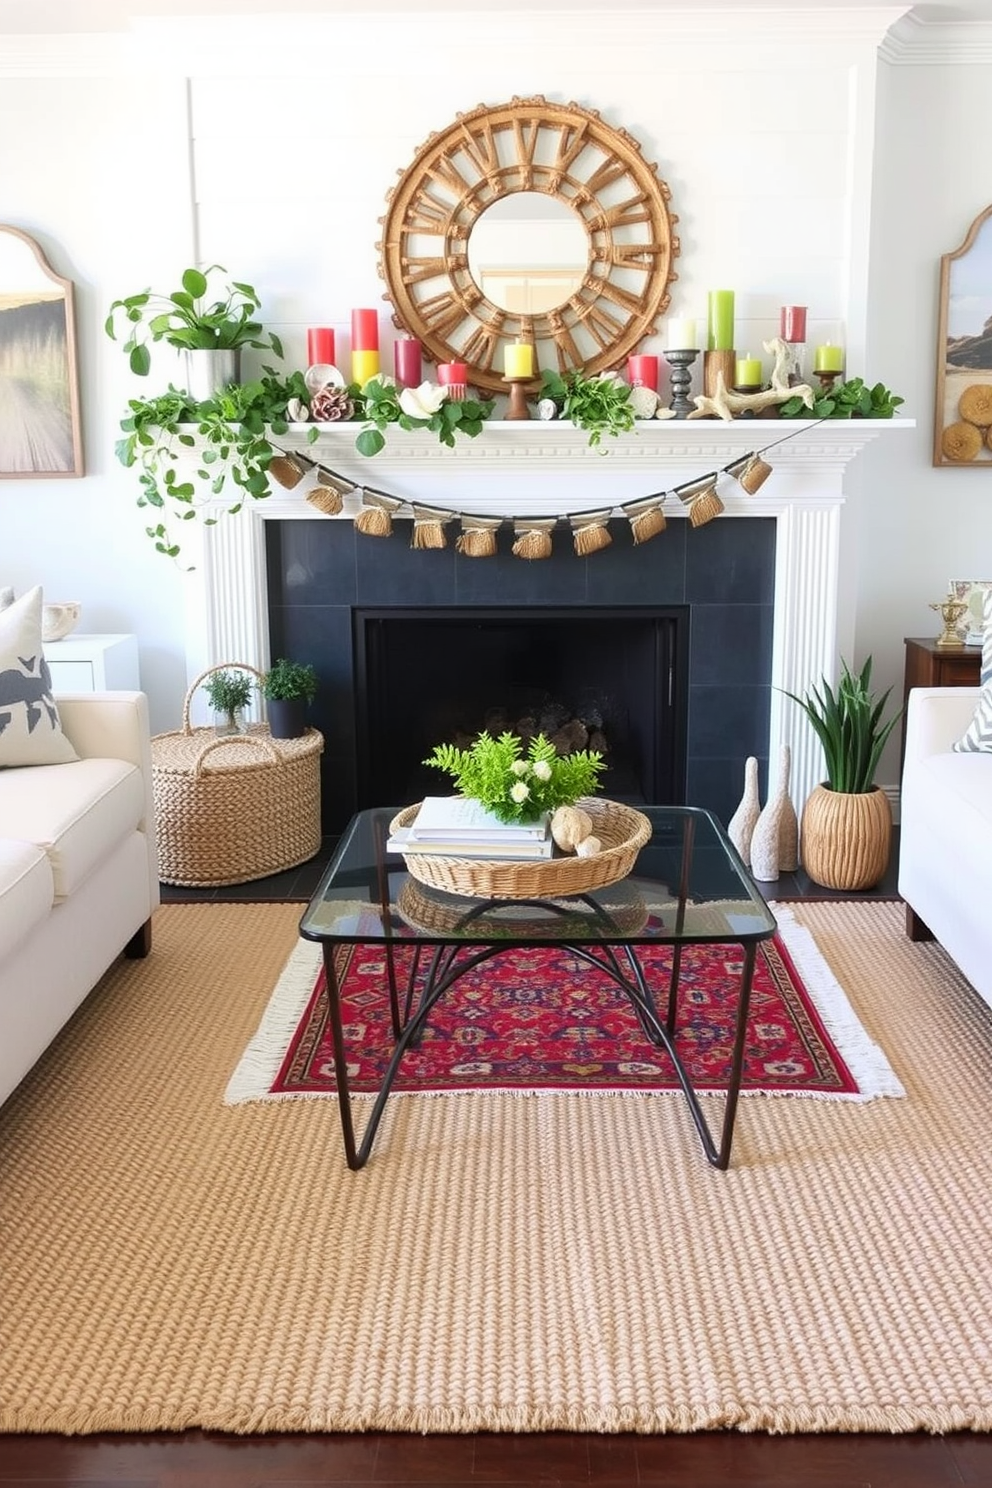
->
{"left": 750, "top": 743, "right": 798, "bottom": 880}
{"left": 727, "top": 755, "right": 761, "bottom": 866}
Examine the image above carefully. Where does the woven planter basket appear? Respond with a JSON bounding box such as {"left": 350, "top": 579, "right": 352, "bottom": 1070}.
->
{"left": 389, "top": 796, "right": 652, "bottom": 900}
{"left": 152, "top": 664, "right": 324, "bottom": 887}
{"left": 800, "top": 782, "right": 892, "bottom": 892}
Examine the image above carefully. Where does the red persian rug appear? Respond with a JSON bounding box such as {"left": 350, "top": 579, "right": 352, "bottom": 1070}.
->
{"left": 226, "top": 907, "right": 904, "bottom": 1103}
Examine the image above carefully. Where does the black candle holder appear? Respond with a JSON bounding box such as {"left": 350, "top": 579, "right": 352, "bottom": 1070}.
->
{"left": 663, "top": 348, "right": 699, "bottom": 418}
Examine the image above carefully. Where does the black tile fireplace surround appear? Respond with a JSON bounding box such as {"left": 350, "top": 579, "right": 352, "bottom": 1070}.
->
{"left": 266, "top": 516, "right": 776, "bottom": 834}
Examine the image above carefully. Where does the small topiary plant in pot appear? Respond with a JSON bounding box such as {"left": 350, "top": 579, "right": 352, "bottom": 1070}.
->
{"left": 262, "top": 658, "right": 318, "bottom": 739}
{"left": 202, "top": 667, "right": 255, "bottom": 736}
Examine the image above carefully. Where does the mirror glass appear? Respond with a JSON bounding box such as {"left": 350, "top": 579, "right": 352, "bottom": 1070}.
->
{"left": 467, "top": 194, "right": 589, "bottom": 315}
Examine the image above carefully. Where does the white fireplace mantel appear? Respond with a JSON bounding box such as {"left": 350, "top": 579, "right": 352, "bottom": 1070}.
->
{"left": 187, "top": 417, "right": 914, "bottom": 813}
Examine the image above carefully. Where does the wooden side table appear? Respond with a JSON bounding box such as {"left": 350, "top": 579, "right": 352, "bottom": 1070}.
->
{"left": 902, "top": 636, "right": 981, "bottom": 762}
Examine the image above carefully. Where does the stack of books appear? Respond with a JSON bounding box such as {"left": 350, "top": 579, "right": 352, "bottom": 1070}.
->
{"left": 387, "top": 796, "right": 554, "bottom": 859}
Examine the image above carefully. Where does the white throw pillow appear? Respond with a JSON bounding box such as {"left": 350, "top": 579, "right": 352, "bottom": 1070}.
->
{"left": 953, "top": 588, "right": 992, "bottom": 752}
{"left": 0, "top": 586, "right": 78, "bottom": 768}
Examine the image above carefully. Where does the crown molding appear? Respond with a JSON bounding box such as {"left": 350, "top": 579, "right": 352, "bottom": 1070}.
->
{"left": 881, "top": 11, "right": 992, "bottom": 62}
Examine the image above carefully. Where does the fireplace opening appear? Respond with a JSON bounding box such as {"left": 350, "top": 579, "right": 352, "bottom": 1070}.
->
{"left": 354, "top": 607, "right": 687, "bottom": 810}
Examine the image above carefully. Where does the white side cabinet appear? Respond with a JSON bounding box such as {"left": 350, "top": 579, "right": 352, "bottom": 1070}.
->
{"left": 46, "top": 633, "right": 140, "bottom": 692}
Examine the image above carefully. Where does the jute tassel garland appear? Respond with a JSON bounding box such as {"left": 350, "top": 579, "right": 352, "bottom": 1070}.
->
{"left": 355, "top": 488, "right": 403, "bottom": 538}
{"left": 624, "top": 494, "right": 668, "bottom": 545}
{"left": 305, "top": 468, "right": 355, "bottom": 517}
{"left": 737, "top": 454, "right": 773, "bottom": 494}
{"left": 411, "top": 504, "right": 454, "bottom": 550}
{"left": 511, "top": 518, "right": 558, "bottom": 560}
{"left": 456, "top": 516, "right": 503, "bottom": 557}
{"left": 571, "top": 509, "right": 614, "bottom": 556}
{"left": 268, "top": 452, "right": 311, "bottom": 490}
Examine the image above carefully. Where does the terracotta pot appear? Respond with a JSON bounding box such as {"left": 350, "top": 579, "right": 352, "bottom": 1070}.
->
{"left": 800, "top": 783, "right": 892, "bottom": 891}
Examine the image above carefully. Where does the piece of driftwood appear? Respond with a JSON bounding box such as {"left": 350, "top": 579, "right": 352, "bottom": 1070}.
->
{"left": 687, "top": 336, "right": 814, "bottom": 421}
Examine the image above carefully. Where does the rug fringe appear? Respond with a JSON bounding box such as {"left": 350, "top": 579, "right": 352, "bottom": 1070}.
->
{"left": 224, "top": 938, "right": 320, "bottom": 1104}
{"left": 769, "top": 903, "right": 905, "bottom": 1100}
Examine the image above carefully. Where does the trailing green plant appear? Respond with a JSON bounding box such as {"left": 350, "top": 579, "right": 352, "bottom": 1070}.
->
{"left": 779, "top": 377, "right": 904, "bottom": 420}
{"left": 783, "top": 656, "right": 902, "bottom": 795}
{"left": 540, "top": 368, "right": 636, "bottom": 447}
{"left": 350, "top": 375, "right": 494, "bottom": 457}
{"left": 262, "top": 657, "right": 318, "bottom": 705}
{"left": 115, "top": 369, "right": 317, "bottom": 561}
{"left": 424, "top": 730, "right": 605, "bottom": 825}
{"left": 105, "top": 265, "right": 284, "bottom": 376}
{"left": 202, "top": 667, "right": 255, "bottom": 725}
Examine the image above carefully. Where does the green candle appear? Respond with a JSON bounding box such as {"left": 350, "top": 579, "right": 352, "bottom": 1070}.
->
{"left": 735, "top": 353, "right": 762, "bottom": 388}
{"left": 814, "top": 342, "right": 844, "bottom": 373}
{"left": 707, "top": 290, "right": 735, "bottom": 351}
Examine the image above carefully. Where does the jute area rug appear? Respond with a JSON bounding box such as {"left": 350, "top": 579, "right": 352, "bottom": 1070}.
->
{"left": 1, "top": 899, "right": 990, "bottom": 1436}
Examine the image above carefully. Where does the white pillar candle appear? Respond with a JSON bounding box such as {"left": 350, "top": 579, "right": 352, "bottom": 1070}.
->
{"left": 667, "top": 317, "right": 698, "bottom": 350}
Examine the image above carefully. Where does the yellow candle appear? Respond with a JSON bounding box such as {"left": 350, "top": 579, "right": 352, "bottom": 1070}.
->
{"left": 505, "top": 342, "right": 534, "bottom": 378}
{"left": 814, "top": 342, "right": 844, "bottom": 373}
{"left": 735, "top": 353, "right": 762, "bottom": 388}
{"left": 351, "top": 348, "right": 380, "bottom": 386}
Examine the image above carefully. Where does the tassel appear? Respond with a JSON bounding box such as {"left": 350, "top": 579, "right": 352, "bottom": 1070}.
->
{"left": 316, "top": 467, "right": 357, "bottom": 497}
{"left": 737, "top": 454, "right": 773, "bottom": 494}
{"left": 355, "top": 488, "right": 402, "bottom": 538}
{"left": 571, "top": 509, "right": 614, "bottom": 557}
{"left": 411, "top": 504, "right": 453, "bottom": 550}
{"left": 511, "top": 518, "right": 557, "bottom": 560}
{"left": 306, "top": 486, "right": 343, "bottom": 515}
{"left": 686, "top": 485, "right": 725, "bottom": 527}
{"left": 623, "top": 494, "right": 668, "bottom": 545}
{"left": 456, "top": 516, "right": 502, "bottom": 557}
{"left": 268, "top": 452, "right": 310, "bottom": 490}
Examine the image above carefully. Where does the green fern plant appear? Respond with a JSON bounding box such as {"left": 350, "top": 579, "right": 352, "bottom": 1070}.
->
{"left": 424, "top": 730, "right": 605, "bottom": 824}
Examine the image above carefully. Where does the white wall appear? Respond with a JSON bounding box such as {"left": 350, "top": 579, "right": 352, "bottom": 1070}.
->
{"left": 1, "top": 6, "right": 989, "bottom": 784}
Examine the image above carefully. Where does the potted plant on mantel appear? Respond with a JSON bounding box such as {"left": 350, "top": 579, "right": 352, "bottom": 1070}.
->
{"left": 786, "top": 657, "right": 902, "bottom": 891}
{"left": 105, "top": 264, "right": 285, "bottom": 398}
{"left": 262, "top": 658, "right": 318, "bottom": 740}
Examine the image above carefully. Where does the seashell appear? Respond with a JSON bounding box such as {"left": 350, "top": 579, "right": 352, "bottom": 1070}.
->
{"left": 574, "top": 835, "right": 602, "bottom": 857}
{"left": 550, "top": 804, "right": 593, "bottom": 852}
{"left": 286, "top": 398, "right": 309, "bottom": 422}
{"left": 629, "top": 385, "right": 660, "bottom": 419}
{"left": 304, "top": 363, "right": 345, "bottom": 394}
{"left": 538, "top": 398, "right": 558, "bottom": 421}
{"left": 959, "top": 383, "right": 992, "bottom": 428}
{"left": 942, "top": 421, "right": 983, "bottom": 462}
{"left": 654, "top": 406, "right": 677, "bottom": 420}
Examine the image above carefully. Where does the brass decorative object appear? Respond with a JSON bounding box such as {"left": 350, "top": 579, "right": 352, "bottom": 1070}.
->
{"left": 930, "top": 594, "right": 969, "bottom": 648}
{"left": 377, "top": 97, "right": 680, "bottom": 395}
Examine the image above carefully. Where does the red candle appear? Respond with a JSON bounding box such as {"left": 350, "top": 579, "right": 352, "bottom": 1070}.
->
{"left": 780, "top": 305, "right": 807, "bottom": 342}
{"left": 351, "top": 308, "right": 379, "bottom": 352}
{"left": 627, "top": 354, "right": 659, "bottom": 392}
{"left": 306, "top": 327, "right": 336, "bottom": 367}
{"left": 436, "top": 361, "right": 468, "bottom": 387}
{"left": 394, "top": 336, "right": 423, "bottom": 388}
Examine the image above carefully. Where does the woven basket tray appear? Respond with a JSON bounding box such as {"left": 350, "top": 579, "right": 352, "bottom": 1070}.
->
{"left": 390, "top": 796, "right": 651, "bottom": 900}
{"left": 152, "top": 664, "right": 324, "bottom": 887}
{"left": 396, "top": 876, "right": 650, "bottom": 937}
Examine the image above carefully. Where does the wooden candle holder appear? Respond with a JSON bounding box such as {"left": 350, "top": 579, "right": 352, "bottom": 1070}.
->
{"left": 703, "top": 349, "right": 735, "bottom": 399}
{"left": 504, "top": 376, "right": 534, "bottom": 421}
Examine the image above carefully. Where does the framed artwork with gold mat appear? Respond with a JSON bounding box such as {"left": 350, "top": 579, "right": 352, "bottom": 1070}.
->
{"left": 934, "top": 203, "right": 992, "bottom": 466}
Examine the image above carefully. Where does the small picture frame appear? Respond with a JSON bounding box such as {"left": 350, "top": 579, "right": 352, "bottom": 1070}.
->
{"left": 948, "top": 580, "right": 992, "bottom": 643}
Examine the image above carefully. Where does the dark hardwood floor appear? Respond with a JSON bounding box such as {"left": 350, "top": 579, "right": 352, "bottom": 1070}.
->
{"left": 9, "top": 830, "right": 989, "bottom": 1485}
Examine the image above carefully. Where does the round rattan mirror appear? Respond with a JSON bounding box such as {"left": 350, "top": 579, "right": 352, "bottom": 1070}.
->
{"left": 377, "top": 97, "right": 680, "bottom": 395}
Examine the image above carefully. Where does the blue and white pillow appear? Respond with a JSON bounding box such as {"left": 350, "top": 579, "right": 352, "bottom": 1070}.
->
{"left": 0, "top": 586, "right": 78, "bottom": 768}
{"left": 953, "top": 587, "right": 992, "bottom": 752}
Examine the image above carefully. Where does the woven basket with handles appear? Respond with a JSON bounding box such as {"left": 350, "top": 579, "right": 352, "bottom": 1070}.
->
{"left": 151, "top": 663, "right": 323, "bottom": 887}
{"left": 390, "top": 796, "right": 651, "bottom": 900}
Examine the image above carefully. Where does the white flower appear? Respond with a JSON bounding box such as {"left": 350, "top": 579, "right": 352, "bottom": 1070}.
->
{"left": 510, "top": 759, "right": 530, "bottom": 776}
{"left": 399, "top": 381, "right": 447, "bottom": 419}
{"left": 532, "top": 758, "right": 552, "bottom": 782}
{"left": 510, "top": 781, "right": 531, "bottom": 803}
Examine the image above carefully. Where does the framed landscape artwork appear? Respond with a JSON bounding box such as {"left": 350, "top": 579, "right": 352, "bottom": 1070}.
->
{"left": 0, "top": 225, "right": 83, "bottom": 479}
{"left": 934, "top": 203, "right": 992, "bottom": 467}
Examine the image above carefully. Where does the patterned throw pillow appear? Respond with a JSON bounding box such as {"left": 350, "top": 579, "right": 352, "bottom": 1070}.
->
{"left": 953, "top": 587, "right": 992, "bottom": 752}
{"left": 0, "top": 586, "right": 78, "bottom": 768}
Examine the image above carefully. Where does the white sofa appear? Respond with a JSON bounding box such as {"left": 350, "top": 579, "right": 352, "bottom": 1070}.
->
{"left": 899, "top": 686, "right": 992, "bottom": 1009}
{"left": 0, "top": 691, "right": 160, "bottom": 1109}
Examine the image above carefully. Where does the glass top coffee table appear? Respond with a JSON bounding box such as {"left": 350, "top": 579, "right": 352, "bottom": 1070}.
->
{"left": 299, "top": 804, "right": 777, "bottom": 1172}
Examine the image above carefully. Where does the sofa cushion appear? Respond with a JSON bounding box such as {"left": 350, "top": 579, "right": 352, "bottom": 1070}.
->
{"left": 0, "top": 758, "right": 145, "bottom": 899}
{"left": 0, "top": 586, "right": 78, "bottom": 769}
{"left": 954, "top": 589, "right": 992, "bottom": 752}
{"left": 0, "top": 839, "right": 54, "bottom": 960}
